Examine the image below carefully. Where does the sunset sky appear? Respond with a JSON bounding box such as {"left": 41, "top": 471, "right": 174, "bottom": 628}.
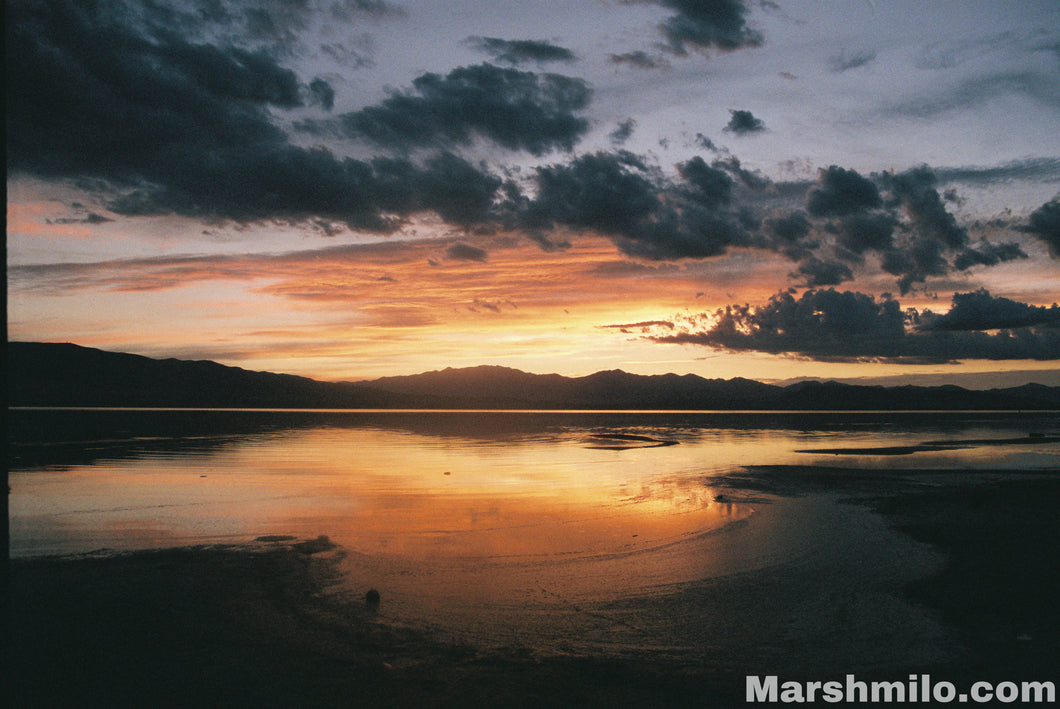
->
{"left": 7, "top": 0, "right": 1060, "bottom": 386}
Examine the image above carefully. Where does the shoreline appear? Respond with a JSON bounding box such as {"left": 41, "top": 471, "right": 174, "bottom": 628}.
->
{"left": 10, "top": 465, "right": 1060, "bottom": 706}
{"left": 712, "top": 464, "right": 1060, "bottom": 683}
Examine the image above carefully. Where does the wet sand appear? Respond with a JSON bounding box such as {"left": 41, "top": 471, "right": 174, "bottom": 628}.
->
{"left": 9, "top": 465, "right": 1060, "bottom": 707}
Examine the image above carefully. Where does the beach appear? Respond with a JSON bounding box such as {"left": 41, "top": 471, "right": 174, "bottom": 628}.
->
{"left": 10, "top": 463, "right": 1058, "bottom": 707}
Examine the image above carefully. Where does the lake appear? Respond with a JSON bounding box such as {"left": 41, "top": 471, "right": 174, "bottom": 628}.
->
{"left": 9, "top": 408, "right": 1060, "bottom": 667}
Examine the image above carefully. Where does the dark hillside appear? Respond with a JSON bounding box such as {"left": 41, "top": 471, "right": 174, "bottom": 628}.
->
{"left": 8, "top": 342, "right": 1059, "bottom": 410}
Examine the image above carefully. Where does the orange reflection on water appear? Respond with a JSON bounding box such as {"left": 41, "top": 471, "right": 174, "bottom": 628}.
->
{"left": 10, "top": 423, "right": 753, "bottom": 569}
{"left": 325, "top": 475, "right": 743, "bottom": 561}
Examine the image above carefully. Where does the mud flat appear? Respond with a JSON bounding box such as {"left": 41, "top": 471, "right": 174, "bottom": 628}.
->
{"left": 713, "top": 464, "right": 1060, "bottom": 685}
{"left": 9, "top": 465, "right": 1060, "bottom": 707}
{"left": 8, "top": 542, "right": 743, "bottom": 707}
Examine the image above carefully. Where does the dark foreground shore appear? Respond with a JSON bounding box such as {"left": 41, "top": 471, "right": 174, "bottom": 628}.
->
{"left": 9, "top": 467, "right": 1060, "bottom": 707}
{"left": 9, "top": 543, "right": 740, "bottom": 707}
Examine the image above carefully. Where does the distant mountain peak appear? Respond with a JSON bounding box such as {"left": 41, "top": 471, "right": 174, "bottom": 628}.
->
{"left": 8, "top": 342, "right": 1060, "bottom": 411}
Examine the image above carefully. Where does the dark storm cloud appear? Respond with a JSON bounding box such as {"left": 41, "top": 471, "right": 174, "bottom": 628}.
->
{"left": 335, "top": 64, "right": 592, "bottom": 155}
{"left": 792, "top": 258, "right": 854, "bottom": 287}
{"left": 630, "top": 0, "right": 764, "bottom": 56}
{"left": 6, "top": 0, "right": 513, "bottom": 232}
{"left": 523, "top": 152, "right": 661, "bottom": 235}
{"left": 712, "top": 155, "right": 771, "bottom": 189}
{"left": 806, "top": 166, "right": 882, "bottom": 217}
{"left": 1021, "top": 199, "right": 1060, "bottom": 257}
{"left": 923, "top": 289, "right": 1060, "bottom": 331}
{"left": 836, "top": 211, "right": 896, "bottom": 254}
{"left": 7, "top": 0, "right": 298, "bottom": 177}
{"left": 407, "top": 153, "right": 504, "bottom": 226}
{"left": 827, "top": 48, "right": 876, "bottom": 73}
{"left": 653, "top": 289, "right": 1060, "bottom": 362}
{"left": 677, "top": 156, "right": 735, "bottom": 208}
{"left": 953, "top": 241, "right": 1028, "bottom": 270}
{"left": 446, "top": 242, "right": 489, "bottom": 262}
{"left": 883, "top": 166, "right": 967, "bottom": 249}
{"left": 722, "top": 161, "right": 1035, "bottom": 295}
{"left": 6, "top": 0, "right": 1048, "bottom": 297}
{"left": 799, "top": 166, "right": 1026, "bottom": 293}
{"left": 723, "top": 109, "right": 766, "bottom": 135}
{"left": 879, "top": 236, "right": 949, "bottom": 293}
{"left": 308, "top": 78, "right": 336, "bottom": 110}
{"left": 463, "top": 37, "right": 576, "bottom": 65}
{"left": 520, "top": 151, "right": 757, "bottom": 261}
{"left": 607, "top": 51, "right": 672, "bottom": 70}
{"left": 765, "top": 211, "right": 812, "bottom": 243}
{"left": 873, "top": 166, "right": 1027, "bottom": 292}
{"left": 107, "top": 147, "right": 501, "bottom": 232}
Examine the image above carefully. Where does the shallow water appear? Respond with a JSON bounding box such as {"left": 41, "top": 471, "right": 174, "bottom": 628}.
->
{"left": 9, "top": 409, "right": 1059, "bottom": 667}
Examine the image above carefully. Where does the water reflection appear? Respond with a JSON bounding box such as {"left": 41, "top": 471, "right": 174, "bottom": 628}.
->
{"left": 10, "top": 420, "right": 748, "bottom": 561}
{"left": 10, "top": 408, "right": 1059, "bottom": 660}
{"left": 10, "top": 409, "right": 1059, "bottom": 562}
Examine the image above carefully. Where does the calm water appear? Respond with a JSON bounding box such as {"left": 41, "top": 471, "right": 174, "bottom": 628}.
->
{"left": 9, "top": 408, "right": 1060, "bottom": 664}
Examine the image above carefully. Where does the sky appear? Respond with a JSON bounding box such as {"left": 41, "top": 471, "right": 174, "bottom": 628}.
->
{"left": 6, "top": 0, "right": 1060, "bottom": 386}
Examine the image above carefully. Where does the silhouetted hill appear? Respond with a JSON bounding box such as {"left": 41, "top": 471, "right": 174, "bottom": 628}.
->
{"left": 370, "top": 367, "right": 781, "bottom": 409}
{"left": 8, "top": 342, "right": 1060, "bottom": 410}
{"left": 6, "top": 342, "right": 413, "bottom": 409}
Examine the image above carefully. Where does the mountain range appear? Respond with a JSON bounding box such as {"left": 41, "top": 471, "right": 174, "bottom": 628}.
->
{"left": 7, "top": 342, "right": 1060, "bottom": 411}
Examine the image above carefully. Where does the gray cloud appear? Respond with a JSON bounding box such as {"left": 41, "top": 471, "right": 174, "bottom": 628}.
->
{"left": 765, "top": 211, "right": 812, "bottom": 243}
{"left": 631, "top": 0, "right": 764, "bottom": 56}
{"left": 806, "top": 166, "right": 882, "bottom": 217}
{"left": 922, "top": 289, "right": 1060, "bottom": 331}
{"left": 446, "top": 242, "right": 489, "bottom": 262}
{"left": 463, "top": 36, "right": 576, "bottom": 65}
{"left": 48, "top": 213, "right": 115, "bottom": 226}
{"left": 877, "top": 166, "right": 1024, "bottom": 292}
{"left": 723, "top": 109, "right": 766, "bottom": 135}
{"left": 953, "top": 240, "right": 1027, "bottom": 270}
{"left": 653, "top": 289, "right": 1060, "bottom": 362}
{"left": 677, "top": 156, "right": 736, "bottom": 208}
{"left": 8, "top": 0, "right": 299, "bottom": 178}
{"left": 308, "top": 78, "right": 336, "bottom": 110}
{"left": 608, "top": 51, "right": 672, "bottom": 70}
{"left": 883, "top": 166, "right": 968, "bottom": 250}
{"left": 609, "top": 119, "right": 638, "bottom": 146}
{"left": 5, "top": 0, "right": 1049, "bottom": 298}
{"left": 786, "top": 165, "right": 1030, "bottom": 293}
{"left": 6, "top": 1, "right": 521, "bottom": 232}
{"left": 935, "top": 157, "right": 1060, "bottom": 186}
{"left": 1021, "top": 199, "right": 1060, "bottom": 257}
{"left": 334, "top": 63, "right": 592, "bottom": 155}
{"left": 792, "top": 258, "right": 854, "bottom": 287}
{"left": 885, "top": 72, "right": 1060, "bottom": 122}
{"left": 837, "top": 211, "right": 896, "bottom": 254}
{"left": 521, "top": 151, "right": 755, "bottom": 260}
{"left": 827, "top": 48, "right": 876, "bottom": 73}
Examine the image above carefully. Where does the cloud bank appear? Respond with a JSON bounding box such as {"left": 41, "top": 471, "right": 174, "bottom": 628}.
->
{"left": 653, "top": 289, "right": 1060, "bottom": 363}
{"left": 330, "top": 64, "right": 592, "bottom": 154}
